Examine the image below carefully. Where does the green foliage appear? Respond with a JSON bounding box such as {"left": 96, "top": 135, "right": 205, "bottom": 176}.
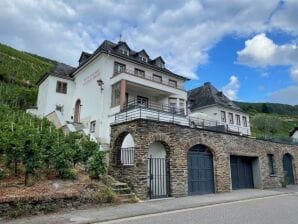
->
{"left": 88, "top": 150, "right": 106, "bottom": 179}
{"left": 252, "top": 114, "right": 281, "bottom": 136}
{"left": 0, "top": 104, "right": 105, "bottom": 183}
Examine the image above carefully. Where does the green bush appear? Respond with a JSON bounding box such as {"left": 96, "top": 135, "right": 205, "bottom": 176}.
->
{"left": 88, "top": 150, "right": 106, "bottom": 179}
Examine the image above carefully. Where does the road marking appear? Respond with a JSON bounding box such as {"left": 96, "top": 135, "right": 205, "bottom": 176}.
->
{"left": 97, "top": 194, "right": 289, "bottom": 223}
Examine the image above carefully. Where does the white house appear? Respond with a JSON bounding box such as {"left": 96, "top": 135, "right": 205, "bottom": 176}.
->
{"left": 290, "top": 127, "right": 298, "bottom": 143}
{"left": 30, "top": 40, "right": 189, "bottom": 149}
{"left": 187, "top": 82, "right": 251, "bottom": 136}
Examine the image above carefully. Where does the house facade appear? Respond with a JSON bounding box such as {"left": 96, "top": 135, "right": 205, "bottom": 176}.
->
{"left": 188, "top": 82, "right": 251, "bottom": 136}
{"left": 30, "top": 40, "right": 188, "bottom": 149}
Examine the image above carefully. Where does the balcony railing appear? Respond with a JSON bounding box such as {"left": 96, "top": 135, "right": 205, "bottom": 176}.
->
{"left": 113, "top": 68, "right": 184, "bottom": 90}
{"left": 123, "top": 97, "right": 185, "bottom": 115}
{"left": 114, "top": 107, "right": 251, "bottom": 136}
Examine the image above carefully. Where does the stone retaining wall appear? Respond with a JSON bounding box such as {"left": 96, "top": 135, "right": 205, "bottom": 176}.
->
{"left": 109, "top": 119, "right": 298, "bottom": 199}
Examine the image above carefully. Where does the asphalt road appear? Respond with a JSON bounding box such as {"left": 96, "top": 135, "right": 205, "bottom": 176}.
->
{"left": 100, "top": 194, "right": 298, "bottom": 224}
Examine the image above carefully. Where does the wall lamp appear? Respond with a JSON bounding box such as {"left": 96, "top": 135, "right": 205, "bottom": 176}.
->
{"left": 97, "top": 79, "right": 104, "bottom": 91}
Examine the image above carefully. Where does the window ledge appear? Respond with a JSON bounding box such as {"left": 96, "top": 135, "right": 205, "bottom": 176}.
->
{"left": 269, "top": 174, "right": 277, "bottom": 177}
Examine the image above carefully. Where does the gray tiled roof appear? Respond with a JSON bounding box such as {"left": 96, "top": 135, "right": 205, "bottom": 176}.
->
{"left": 36, "top": 63, "right": 75, "bottom": 85}
{"left": 77, "top": 40, "right": 189, "bottom": 81}
{"left": 188, "top": 82, "right": 243, "bottom": 111}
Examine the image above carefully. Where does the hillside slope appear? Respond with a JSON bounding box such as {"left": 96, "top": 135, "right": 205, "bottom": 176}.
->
{"left": 0, "top": 43, "right": 55, "bottom": 109}
{"left": 234, "top": 102, "right": 298, "bottom": 138}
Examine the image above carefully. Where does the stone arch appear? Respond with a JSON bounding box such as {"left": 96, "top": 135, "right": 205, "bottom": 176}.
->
{"left": 111, "top": 130, "right": 136, "bottom": 166}
{"left": 148, "top": 133, "right": 172, "bottom": 158}
{"left": 187, "top": 144, "right": 215, "bottom": 195}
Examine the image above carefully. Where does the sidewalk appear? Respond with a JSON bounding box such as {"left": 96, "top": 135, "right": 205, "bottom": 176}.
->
{"left": 4, "top": 186, "right": 298, "bottom": 224}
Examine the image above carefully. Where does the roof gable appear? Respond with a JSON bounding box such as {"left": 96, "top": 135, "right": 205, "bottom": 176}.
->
{"left": 188, "top": 82, "right": 243, "bottom": 112}
{"left": 289, "top": 127, "right": 298, "bottom": 137}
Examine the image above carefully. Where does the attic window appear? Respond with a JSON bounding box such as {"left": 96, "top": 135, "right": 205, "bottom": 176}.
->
{"left": 119, "top": 48, "right": 129, "bottom": 56}
{"left": 139, "top": 56, "right": 147, "bottom": 62}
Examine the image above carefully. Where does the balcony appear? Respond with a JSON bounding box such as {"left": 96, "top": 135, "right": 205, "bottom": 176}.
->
{"left": 114, "top": 106, "right": 251, "bottom": 136}
{"left": 112, "top": 68, "right": 184, "bottom": 90}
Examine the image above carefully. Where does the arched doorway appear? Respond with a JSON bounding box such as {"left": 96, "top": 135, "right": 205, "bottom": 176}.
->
{"left": 148, "top": 142, "right": 169, "bottom": 199}
{"left": 120, "top": 133, "right": 135, "bottom": 166}
{"left": 187, "top": 144, "right": 214, "bottom": 195}
{"left": 74, "top": 99, "right": 81, "bottom": 123}
{"left": 283, "top": 153, "right": 295, "bottom": 184}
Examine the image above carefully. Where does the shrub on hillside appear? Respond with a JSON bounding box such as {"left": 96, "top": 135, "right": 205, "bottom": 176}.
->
{"left": 88, "top": 149, "right": 106, "bottom": 179}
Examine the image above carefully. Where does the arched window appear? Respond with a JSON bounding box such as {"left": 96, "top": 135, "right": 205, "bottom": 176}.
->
{"left": 120, "top": 133, "right": 135, "bottom": 165}
{"left": 74, "top": 99, "right": 81, "bottom": 123}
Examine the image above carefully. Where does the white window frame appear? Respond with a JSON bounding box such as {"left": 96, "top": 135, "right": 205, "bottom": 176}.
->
{"left": 221, "top": 111, "right": 226, "bottom": 123}
{"left": 90, "top": 120, "right": 96, "bottom": 133}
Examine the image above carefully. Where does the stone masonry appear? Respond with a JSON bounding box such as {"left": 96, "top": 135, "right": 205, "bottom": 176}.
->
{"left": 109, "top": 119, "right": 298, "bottom": 199}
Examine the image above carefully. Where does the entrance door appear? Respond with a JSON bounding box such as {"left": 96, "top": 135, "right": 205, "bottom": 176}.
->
{"left": 148, "top": 157, "right": 169, "bottom": 199}
{"left": 148, "top": 142, "right": 169, "bottom": 199}
{"left": 230, "top": 156, "right": 254, "bottom": 189}
{"left": 74, "top": 99, "right": 81, "bottom": 123}
{"left": 188, "top": 145, "right": 214, "bottom": 195}
{"left": 283, "top": 154, "right": 295, "bottom": 184}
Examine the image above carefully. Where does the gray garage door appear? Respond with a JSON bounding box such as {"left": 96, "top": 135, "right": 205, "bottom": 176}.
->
{"left": 188, "top": 145, "right": 214, "bottom": 195}
{"left": 230, "top": 156, "right": 254, "bottom": 190}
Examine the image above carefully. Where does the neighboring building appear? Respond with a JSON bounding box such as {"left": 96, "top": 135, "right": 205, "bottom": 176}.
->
{"left": 290, "top": 127, "right": 298, "bottom": 143}
{"left": 187, "top": 82, "right": 251, "bottom": 136}
{"left": 30, "top": 40, "right": 188, "bottom": 149}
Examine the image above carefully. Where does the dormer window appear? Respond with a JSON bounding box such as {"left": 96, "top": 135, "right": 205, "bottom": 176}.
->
{"left": 120, "top": 48, "right": 129, "bottom": 56}
{"left": 139, "top": 56, "right": 147, "bottom": 62}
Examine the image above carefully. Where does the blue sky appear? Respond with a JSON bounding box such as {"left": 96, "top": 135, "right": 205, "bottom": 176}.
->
{"left": 0, "top": 0, "right": 298, "bottom": 104}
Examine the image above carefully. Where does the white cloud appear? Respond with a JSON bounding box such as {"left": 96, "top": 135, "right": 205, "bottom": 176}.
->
{"left": 269, "top": 86, "right": 298, "bottom": 105}
{"left": 237, "top": 33, "right": 298, "bottom": 83}
{"left": 0, "top": 0, "right": 281, "bottom": 79}
{"left": 222, "top": 75, "right": 240, "bottom": 100}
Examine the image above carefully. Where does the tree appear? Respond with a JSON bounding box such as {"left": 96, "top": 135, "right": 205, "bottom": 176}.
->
{"left": 252, "top": 114, "right": 281, "bottom": 136}
{"left": 88, "top": 149, "right": 106, "bottom": 179}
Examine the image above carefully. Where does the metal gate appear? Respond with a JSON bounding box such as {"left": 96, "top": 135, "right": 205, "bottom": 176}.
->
{"left": 230, "top": 156, "right": 254, "bottom": 190}
{"left": 148, "top": 157, "right": 170, "bottom": 199}
{"left": 188, "top": 147, "right": 214, "bottom": 195}
{"left": 283, "top": 154, "right": 295, "bottom": 184}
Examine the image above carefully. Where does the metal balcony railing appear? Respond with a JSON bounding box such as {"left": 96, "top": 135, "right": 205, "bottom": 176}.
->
{"left": 113, "top": 68, "right": 184, "bottom": 90}
{"left": 122, "top": 98, "right": 185, "bottom": 115}
{"left": 114, "top": 107, "right": 251, "bottom": 136}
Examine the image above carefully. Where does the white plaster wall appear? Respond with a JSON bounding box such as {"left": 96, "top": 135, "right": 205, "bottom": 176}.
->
{"left": 36, "top": 76, "right": 74, "bottom": 118}
{"left": 189, "top": 105, "right": 251, "bottom": 135}
{"left": 148, "top": 142, "right": 166, "bottom": 158}
{"left": 121, "top": 134, "right": 135, "bottom": 148}
{"left": 292, "top": 131, "right": 298, "bottom": 142}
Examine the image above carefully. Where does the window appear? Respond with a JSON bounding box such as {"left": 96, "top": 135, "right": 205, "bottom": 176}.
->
{"left": 169, "top": 79, "right": 177, "bottom": 88}
{"left": 169, "top": 98, "right": 177, "bottom": 113}
{"left": 114, "top": 62, "right": 126, "bottom": 74}
{"left": 228, "top": 113, "right": 234, "bottom": 124}
{"left": 267, "top": 154, "right": 275, "bottom": 175}
{"left": 121, "top": 147, "right": 135, "bottom": 166}
{"left": 242, "top": 116, "right": 248, "bottom": 127}
{"left": 153, "top": 74, "right": 162, "bottom": 83}
{"left": 111, "top": 83, "right": 120, "bottom": 107}
{"left": 139, "top": 56, "right": 147, "bottom": 62}
{"left": 90, "top": 120, "right": 96, "bottom": 133}
{"left": 134, "top": 68, "right": 145, "bottom": 77}
{"left": 221, "top": 111, "right": 226, "bottom": 123}
{"left": 119, "top": 47, "right": 129, "bottom": 56}
{"left": 137, "top": 96, "right": 148, "bottom": 107}
{"left": 179, "top": 99, "right": 184, "bottom": 108}
{"left": 236, "top": 114, "right": 241, "bottom": 126}
{"left": 55, "top": 105, "right": 63, "bottom": 113}
{"left": 56, "top": 81, "right": 67, "bottom": 94}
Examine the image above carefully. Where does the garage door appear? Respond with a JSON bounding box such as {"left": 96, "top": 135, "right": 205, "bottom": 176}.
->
{"left": 230, "top": 156, "right": 254, "bottom": 190}
{"left": 188, "top": 145, "right": 214, "bottom": 195}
